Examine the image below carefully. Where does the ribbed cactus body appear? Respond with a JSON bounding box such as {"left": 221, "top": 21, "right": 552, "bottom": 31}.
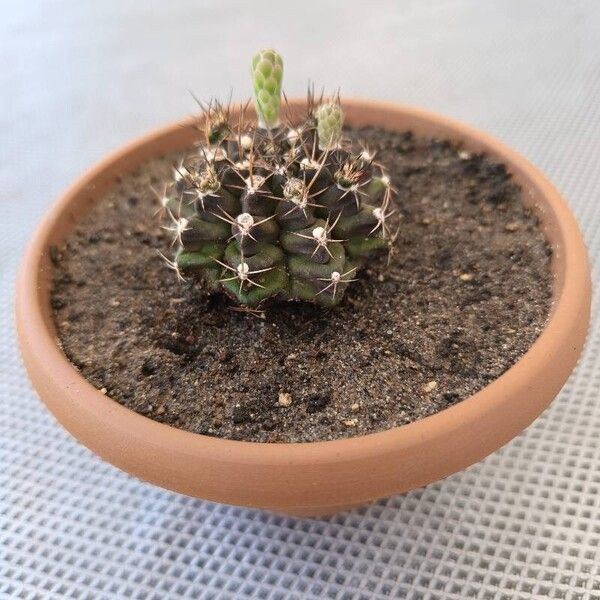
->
{"left": 164, "top": 110, "right": 393, "bottom": 307}
{"left": 160, "top": 51, "right": 395, "bottom": 308}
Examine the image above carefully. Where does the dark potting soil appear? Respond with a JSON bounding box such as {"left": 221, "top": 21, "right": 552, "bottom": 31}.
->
{"left": 50, "top": 127, "right": 553, "bottom": 443}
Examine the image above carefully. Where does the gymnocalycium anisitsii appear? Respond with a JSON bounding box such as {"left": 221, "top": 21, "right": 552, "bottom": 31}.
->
{"left": 158, "top": 49, "right": 397, "bottom": 308}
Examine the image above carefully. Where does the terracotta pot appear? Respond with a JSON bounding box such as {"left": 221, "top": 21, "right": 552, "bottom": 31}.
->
{"left": 16, "top": 99, "right": 591, "bottom": 517}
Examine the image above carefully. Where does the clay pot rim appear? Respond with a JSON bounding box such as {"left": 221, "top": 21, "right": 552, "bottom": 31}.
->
{"left": 16, "top": 98, "right": 589, "bottom": 468}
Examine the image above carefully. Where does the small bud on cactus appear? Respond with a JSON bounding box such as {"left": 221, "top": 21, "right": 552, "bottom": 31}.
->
{"left": 316, "top": 103, "right": 343, "bottom": 150}
{"left": 251, "top": 49, "right": 284, "bottom": 129}
{"left": 161, "top": 51, "right": 396, "bottom": 308}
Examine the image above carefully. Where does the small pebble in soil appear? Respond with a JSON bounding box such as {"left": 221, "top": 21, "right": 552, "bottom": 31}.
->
{"left": 232, "top": 405, "right": 251, "bottom": 424}
{"left": 423, "top": 381, "right": 438, "bottom": 393}
{"left": 141, "top": 357, "right": 159, "bottom": 376}
{"left": 443, "top": 392, "right": 460, "bottom": 403}
{"left": 278, "top": 392, "right": 293, "bottom": 407}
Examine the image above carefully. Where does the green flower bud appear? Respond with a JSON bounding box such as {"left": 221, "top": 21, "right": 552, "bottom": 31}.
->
{"left": 251, "top": 49, "right": 283, "bottom": 129}
{"left": 316, "top": 103, "right": 343, "bottom": 150}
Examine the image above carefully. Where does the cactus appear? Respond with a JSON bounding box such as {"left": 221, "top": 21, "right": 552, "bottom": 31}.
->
{"left": 159, "top": 50, "right": 396, "bottom": 308}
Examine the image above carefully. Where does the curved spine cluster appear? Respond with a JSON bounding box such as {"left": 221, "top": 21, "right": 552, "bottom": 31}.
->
{"left": 160, "top": 50, "right": 396, "bottom": 307}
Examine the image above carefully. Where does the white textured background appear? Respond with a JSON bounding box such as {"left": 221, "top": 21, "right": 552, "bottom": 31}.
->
{"left": 2, "top": 1, "right": 599, "bottom": 598}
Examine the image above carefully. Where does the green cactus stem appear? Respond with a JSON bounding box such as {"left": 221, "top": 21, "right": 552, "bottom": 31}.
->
{"left": 160, "top": 51, "right": 397, "bottom": 308}
{"left": 251, "top": 49, "right": 284, "bottom": 130}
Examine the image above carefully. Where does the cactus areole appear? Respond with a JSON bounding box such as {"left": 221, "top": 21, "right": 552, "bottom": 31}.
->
{"left": 161, "top": 50, "right": 397, "bottom": 307}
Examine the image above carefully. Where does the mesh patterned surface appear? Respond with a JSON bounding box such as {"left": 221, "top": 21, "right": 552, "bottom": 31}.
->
{"left": 2, "top": 1, "right": 600, "bottom": 598}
